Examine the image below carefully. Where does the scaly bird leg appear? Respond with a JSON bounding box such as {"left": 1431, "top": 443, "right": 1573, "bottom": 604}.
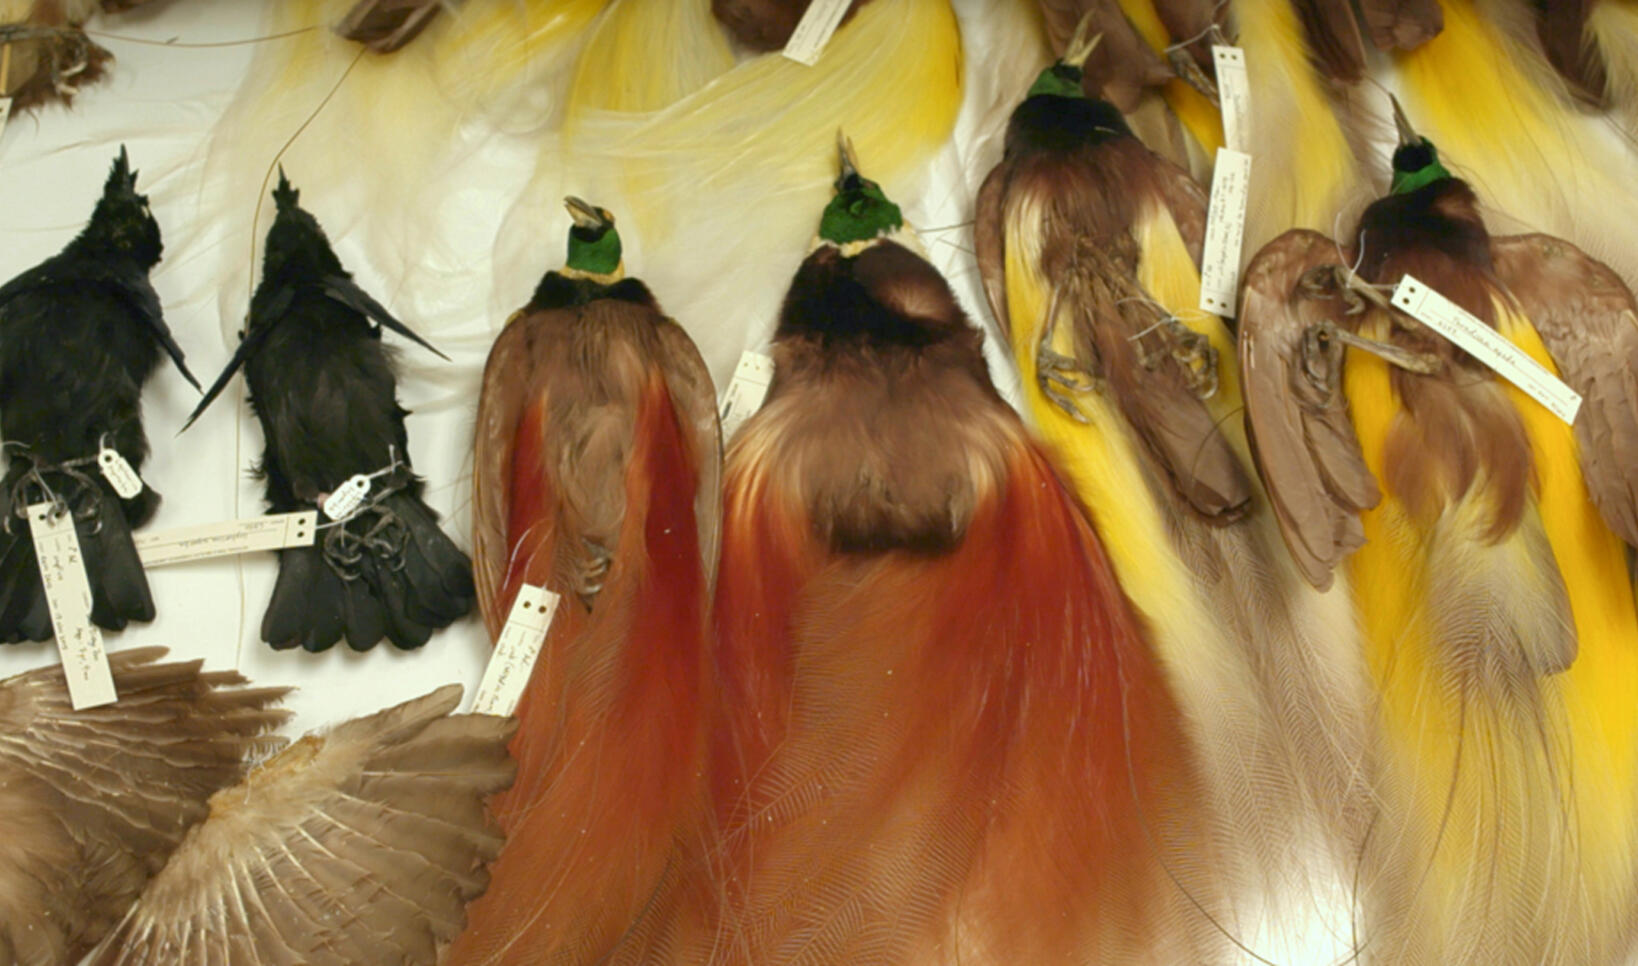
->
{"left": 1169, "top": 50, "right": 1219, "bottom": 104}
{"left": 1331, "top": 328, "right": 1443, "bottom": 375}
{"left": 1035, "top": 290, "right": 1097, "bottom": 423}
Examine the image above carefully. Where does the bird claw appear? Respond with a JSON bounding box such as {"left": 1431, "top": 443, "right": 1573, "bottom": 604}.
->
{"left": 1169, "top": 50, "right": 1218, "bottom": 104}
{"left": 1168, "top": 323, "right": 1220, "bottom": 400}
{"left": 1036, "top": 348, "right": 1095, "bottom": 423}
{"left": 575, "top": 540, "right": 613, "bottom": 608}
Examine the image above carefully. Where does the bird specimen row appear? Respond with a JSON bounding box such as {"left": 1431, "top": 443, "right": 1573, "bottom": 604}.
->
{"left": 6, "top": 0, "right": 1638, "bottom": 964}
{"left": 0, "top": 150, "right": 472, "bottom": 652}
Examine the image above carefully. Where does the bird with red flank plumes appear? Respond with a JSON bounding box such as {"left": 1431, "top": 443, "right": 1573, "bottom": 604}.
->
{"left": 451, "top": 196, "right": 720, "bottom": 966}
{"left": 679, "top": 138, "right": 1229, "bottom": 965}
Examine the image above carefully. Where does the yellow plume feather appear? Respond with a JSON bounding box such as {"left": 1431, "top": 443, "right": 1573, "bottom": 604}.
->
{"left": 1340, "top": 303, "right": 1638, "bottom": 964}
{"left": 563, "top": 0, "right": 733, "bottom": 122}
{"left": 1232, "top": 0, "right": 1369, "bottom": 256}
{"left": 501, "top": 0, "right": 963, "bottom": 382}
{"left": 1394, "top": 0, "right": 1638, "bottom": 288}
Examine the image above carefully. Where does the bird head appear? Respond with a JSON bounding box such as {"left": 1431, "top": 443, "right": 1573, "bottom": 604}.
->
{"left": 80, "top": 146, "right": 162, "bottom": 266}
{"left": 261, "top": 169, "right": 345, "bottom": 280}
{"left": 817, "top": 135, "right": 904, "bottom": 248}
{"left": 1388, "top": 95, "right": 1452, "bottom": 195}
{"left": 1027, "top": 18, "right": 1101, "bottom": 99}
{"left": 562, "top": 196, "right": 624, "bottom": 279}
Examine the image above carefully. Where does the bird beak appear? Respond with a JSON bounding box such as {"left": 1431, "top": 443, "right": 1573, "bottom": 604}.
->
{"left": 1063, "top": 16, "right": 1102, "bottom": 69}
{"left": 836, "top": 131, "right": 861, "bottom": 187}
{"left": 1389, "top": 94, "right": 1420, "bottom": 148}
{"left": 564, "top": 196, "right": 609, "bottom": 231}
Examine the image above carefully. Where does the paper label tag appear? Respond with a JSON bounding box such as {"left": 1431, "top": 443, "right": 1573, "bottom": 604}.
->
{"left": 471, "top": 584, "right": 561, "bottom": 717}
{"left": 782, "top": 0, "right": 851, "bottom": 65}
{"left": 135, "top": 511, "right": 317, "bottom": 567}
{"left": 27, "top": 504, "right": 117, "bottom": 710}
{"left": 0, "top": 98, "right": 12, "bottom": 142}
{"left": 1391, "top": 275, "right": 1583, "bottom": 424}
{"left": 321, "top": 475, "right": 371, "bottom": 521}
{"left": 718, "top": 349, "right": 776, "bottom": 442}
{"left": 98, "top": 448, "right": 144, "bottom": 500}
{"left": 1212, "top": 45, "right": 1250, "bottom": 153}
{"left": 1198, "top": 148, "right": 1252, "bottom": 317}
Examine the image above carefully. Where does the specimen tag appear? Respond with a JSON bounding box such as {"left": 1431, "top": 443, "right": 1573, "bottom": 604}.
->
{"left": 98, "top": 448, "right": 144, "bottom": 500}
{"left": 718, "top": 349, "right": 776, "bottom": 442}
{"left": 27, "top": 504, "right": 117, "bottom": 710}
{"left": 1212, "top": 46, "right": 1250, "bottom": 153}
{"left": 1198, "top": 148, "right": 1252, "bottom": 317}
{"left": 1392, "top": 275, "right": 1583, "bottom": 424}
{"left": 783, "top": 0, "right": 851, "bottom": 65}
{"left": 135, "top": 511, "right": 317, "bottom": 568}
{"left": 471, "top": 584, "right": 561, "bottom": 717}
{"left": 321, "top": 475, "right": 371, "bottom": 521}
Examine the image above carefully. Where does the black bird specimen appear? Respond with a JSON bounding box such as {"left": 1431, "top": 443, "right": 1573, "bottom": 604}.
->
{"left": 185, "top": 171, "right": 473, "bottom": 652}
{"left": 0, "top": 146, "right": 196, "bottom": 643}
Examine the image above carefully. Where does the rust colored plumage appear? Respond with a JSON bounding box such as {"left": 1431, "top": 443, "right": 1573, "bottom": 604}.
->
{"left": 678, "top": 155, "right": 1225, "bottom": 963}
{"left": 453, "top": 200, "right": 721, "bottom": 965}
{"left": 0, "top": 648, "right": 290, "bottom": 966}
{"left": 84, "top": 685, "right": 515, "bottom": 966}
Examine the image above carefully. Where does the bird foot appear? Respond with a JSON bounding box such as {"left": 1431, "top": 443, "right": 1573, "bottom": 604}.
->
{"left": 1167, "top": 322, "right": 1220, "bottom": 400}
{"left": 1036, "top": 348, "right": 1096, "bottom": 423}
{"left": 574, "top": 540, "right": 613, "bottom": 609}
{"left": 1169, "top": 50, "right": 1218, "bottom": 104}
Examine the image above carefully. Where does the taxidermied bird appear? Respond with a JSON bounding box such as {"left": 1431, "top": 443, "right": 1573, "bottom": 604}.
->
{"left": 83, "top": 684, "right": 516, "bottom": 966}
{"left": 0, "top": 147, "right": 197, "bottom": 643}
{"left": 683, "top": 138, "right": 1227, "bottom": 965}
{"left": 0, "top": 647, "right": 289, "bottom": 966}
{"left": 449, "top": 196, "right": 719, "bottom": 966}
{"left": 974, "top": 28, "right": 1371, "bottom": 954}
{"left": 1239, "top": 100, "right": 1638, "bottom": 965}
{"left": 184, "top": 171, "right": 473, "bottom": 652}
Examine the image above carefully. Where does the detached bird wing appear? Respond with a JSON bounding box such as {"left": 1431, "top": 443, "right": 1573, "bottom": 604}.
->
{"left": 84, "top": 686, "right": 515, "bottom": 966}
{"left": 655, "top": 317, "right": 723, "bottom": 592}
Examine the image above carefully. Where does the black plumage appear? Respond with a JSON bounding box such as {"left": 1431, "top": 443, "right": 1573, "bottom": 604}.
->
{"left": 0, "top": 147, "right": 194, "bottom": 644}
{"left": 186, "top": 171, "right": 472, "bottom": 652}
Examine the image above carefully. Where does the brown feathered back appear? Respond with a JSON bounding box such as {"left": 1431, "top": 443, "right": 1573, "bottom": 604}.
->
{"left": 85, "top": 686, "right": 516, "bottom": 966}
{"left": 0, "top": 647, "right": 290, "bottom": 965}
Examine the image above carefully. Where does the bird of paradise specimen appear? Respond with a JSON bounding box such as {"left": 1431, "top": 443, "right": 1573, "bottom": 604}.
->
{"left": 0, "top": 647, "right": 289, "bottom": 965}
{"left": 1239, "top": 102, "right": 1638, "bottom": 965}
{"left": 451, "top": 197, "right": 720, "bottom": 966}
{"left": 684, "top": 139, "right": 1226, "bottom": 965}
{"left": 974, "top": 30, "right": 1371, "bottom": 955}
{"left": 84, "top": 684, "right": 516, "bottom": 966}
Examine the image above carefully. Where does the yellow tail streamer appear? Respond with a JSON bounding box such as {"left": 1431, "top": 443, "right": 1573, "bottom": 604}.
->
{"left": 563, "top": 0, "right": 733, "bottom": 123}
{"left": 1394, "top": 0, "right": 1638, "bottom": 288}
{"left": 1231, "top": 0, "right": 1366, "bottom": 257}
{"left": 1341, "top": 304, "right": 1638, "bottom": 965}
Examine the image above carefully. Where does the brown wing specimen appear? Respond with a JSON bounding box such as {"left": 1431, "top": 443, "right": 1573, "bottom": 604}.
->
{"left": 85, "top": 685, "right": 515, "bottom": 966}
{"left": 1493, "top": 233, "right": 1638, "bottom": 548}
{"left": 0, "top": 648, "right": 289, "bottom": 966}
{"left": 1238, "top": 229, "right": 1381, "bottom": 589}
{"left": 1291, "top": 0, "right": 1369, "bottom": 81}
